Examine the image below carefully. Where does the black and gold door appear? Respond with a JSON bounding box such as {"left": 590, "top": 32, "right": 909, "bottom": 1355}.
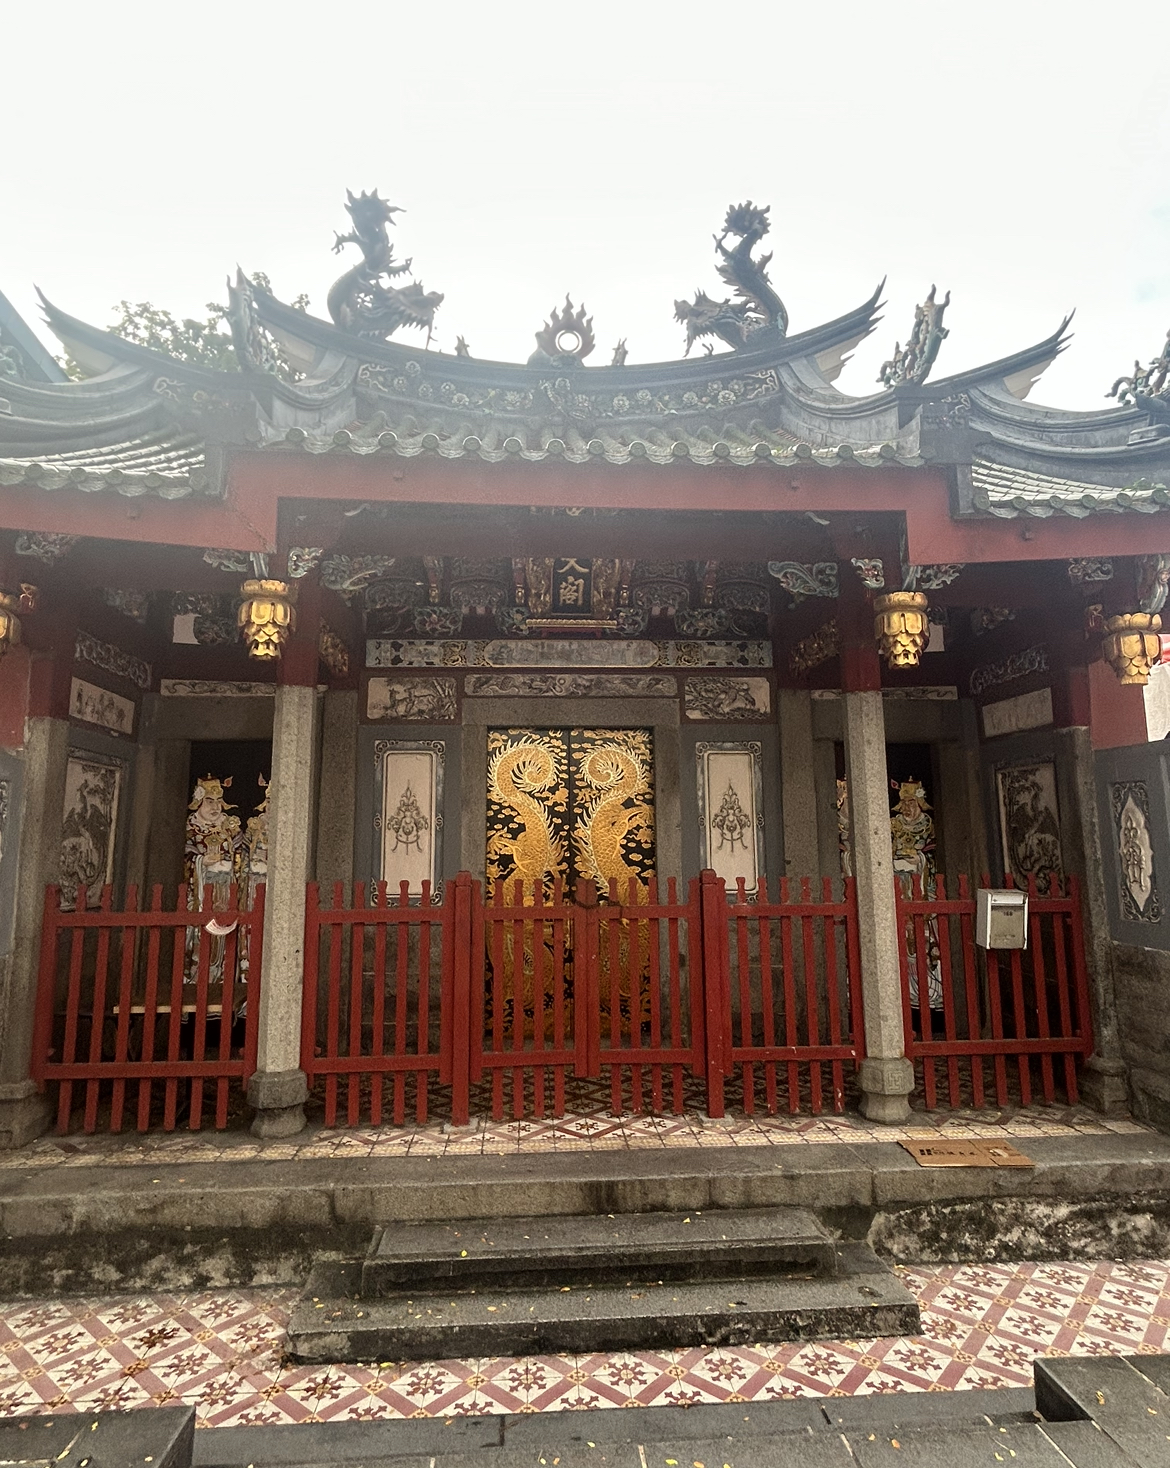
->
{"left": 486, "top": 728, "right": 655, "bottom": 898}
{"left": 484, "top": 728, "right": 655, "bottom": 1039}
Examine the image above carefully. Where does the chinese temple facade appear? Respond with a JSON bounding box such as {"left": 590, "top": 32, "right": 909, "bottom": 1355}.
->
{"left": 2, "top": 195, "right": 1170, "bottom": 1148}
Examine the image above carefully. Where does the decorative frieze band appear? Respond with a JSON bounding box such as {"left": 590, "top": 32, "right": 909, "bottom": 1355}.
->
{"left": 75, "top": 632, "right": 151, "bottom": 690}
{"left": 366, "top": 639, "right": 772, "bottom": 670}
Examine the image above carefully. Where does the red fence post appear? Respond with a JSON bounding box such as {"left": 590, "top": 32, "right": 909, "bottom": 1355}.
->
{"left": 699, "top": 868, "right": 729, "bottom": 1117}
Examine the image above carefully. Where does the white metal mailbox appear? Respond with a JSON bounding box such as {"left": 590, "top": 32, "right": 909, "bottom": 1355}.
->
{"left": 975, "top": 888, "right": 1029, "bottom": 950}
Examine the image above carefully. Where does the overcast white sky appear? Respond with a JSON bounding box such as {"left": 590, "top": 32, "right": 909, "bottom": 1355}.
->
{"left": 5, "top": 0, "right": 1170, "bottom": 407}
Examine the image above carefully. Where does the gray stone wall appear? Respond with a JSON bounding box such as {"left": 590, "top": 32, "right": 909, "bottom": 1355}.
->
{"left": 1095, "top": 742, "right": 1170, "bottom": 1125}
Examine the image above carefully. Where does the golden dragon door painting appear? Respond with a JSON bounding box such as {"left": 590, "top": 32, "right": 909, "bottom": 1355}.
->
{"left": 485, "top": 728, "right": 655, "bottom": 1040}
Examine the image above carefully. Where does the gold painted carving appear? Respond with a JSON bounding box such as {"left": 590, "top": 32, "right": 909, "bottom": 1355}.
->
{"left": 1102, "top": 612, "right": 1162, "bottom": 685}
{"left": 484, "top": 728, "right": 656, "bottom": 1039}
{"left": 790, "top": 619, "right": 839, "bottom": 674}
{"left": 874, "top": 590, "right": 929, "bottom": 669}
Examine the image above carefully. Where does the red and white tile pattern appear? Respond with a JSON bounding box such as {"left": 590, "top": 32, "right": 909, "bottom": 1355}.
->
{"left": 0, "top": 1093, "right": 1148, "bottom": 1172}
{"left": 2, "top": 1260, "right": 1169, "bottom": 1427}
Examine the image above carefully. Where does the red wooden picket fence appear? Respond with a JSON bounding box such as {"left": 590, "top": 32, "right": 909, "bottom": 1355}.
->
{"left": 896, "top": 872, "right": 1094, "bottom": 1108}
{"left": 31, "top": 882, "right": 264, "bottom": 1133}
{"left": 719, "top": 876, "right": 865, "bottom": 1116}
{"left": 301, "top": 879, "right": 454, "bottom": 1127}
{"left": 31, "top": 868, "right": 1094, "bottom": 1133}
{"left": 301, "top": 870, "right": 865, "bottom": 1126}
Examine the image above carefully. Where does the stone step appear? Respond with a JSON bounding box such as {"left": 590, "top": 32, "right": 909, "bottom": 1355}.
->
{"left": 288, "top": 1241, "right": 919, "bottom": 1363}
{"left": 362, "top": 1206, "right": 837, "bottom": 1295}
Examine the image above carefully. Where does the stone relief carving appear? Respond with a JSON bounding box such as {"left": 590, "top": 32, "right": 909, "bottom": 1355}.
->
{"left": 1112, "top": 781, "right": 1161, "bottom": 922}
{"left": 74, "top": 632, "right": 151, "bottom": 691}
{"left": 996, "top": 762, "right": 1063, "bottom": 895}
{"left": 374, "top": 740, "right": 444, "bottom": 899}
{"left": 59, "top": 753, "right": 123, "bottom": 909}
{"left": 367, "top": 676, "right": 457, "bottom": 722}
{"left": 465, "top": 673, "right": 676, "bottom": 698}
{"left": 160, "top": 680, "right": 275, "bottom": 697}
{"left": 970, "top": 645, "right": 1049, "bottom": 698}
{"left": 696, "top": 741, "right": 765, "bottom": 897}
{"left": 70, "top": 678, "right": 135, "bottom": 736}
{"left": 366, "top": 639, "right": 772, "bottom": 669}
{"left": 683, "top": 677, "right": 771, "bottom": 720}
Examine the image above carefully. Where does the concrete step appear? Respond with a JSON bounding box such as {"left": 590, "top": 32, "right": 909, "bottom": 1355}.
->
{"left": 362, "top": 1206, "right": 837, "bottom": 1294}
{"left": 288, "top": 1240, "right": 920, "bottom": 1362}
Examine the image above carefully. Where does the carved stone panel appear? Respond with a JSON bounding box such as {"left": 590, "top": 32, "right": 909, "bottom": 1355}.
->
{"left": 374, "top": 740, "right": 444, "bottom": 898}
{"left": 59, "top": 752, "right": 124, "bottom": 908}
{"left": 466, "top": 673, "right": 676, "bottom": 698}
{"left": 367, "top": 676, "right": 457, "bottom": 722}
{"left": 160, "top": 680, "right": 275, "bottom": 698}
{"left": 697, "top": 742, "right": 765, "bottom": 896}
{"left": 70, "top": 678, "right": 135, "bottom": 736}
{"left": 1112, "top": 781, "right": 1161, "bottom": 923}
{"left": 683, "top": 677, "right": 771, "bottom": 720}
{"left": 367, "top": 639, "right": 772, "bottom": 669}
{"left": 995, "top": 761, "right": 1063, "bottom": 893}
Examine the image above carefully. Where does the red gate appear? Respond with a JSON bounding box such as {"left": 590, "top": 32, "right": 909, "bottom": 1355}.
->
{"left": 31, "top": 882, "right": 263, "bottom": 1133}
{"left": 301, "top": 870, "right": 863, "bottom": 1126}
{"left": 896, "top": 872, "right": 1094, "bottom": 1108}
{"left": 472, "top": 875, "right": 707, "bottom": 1120}
{"left": 301, "top": 880, "right": 454, "bottom": 1127}
{"left": 711, "top": 875, "right": 865, "bottom": 1116}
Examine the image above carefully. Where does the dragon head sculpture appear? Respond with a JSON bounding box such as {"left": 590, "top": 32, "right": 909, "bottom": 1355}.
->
{"left": 675, "top": 201, "right": 788, "bottom": 356}
{"left": 326, "top": 189, "right": 444, "bottom": 342}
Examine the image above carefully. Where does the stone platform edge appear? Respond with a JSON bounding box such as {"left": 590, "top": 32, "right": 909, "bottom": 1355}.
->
{"left": 1, "top": 1134, "right": 1169, "bottom": 1296}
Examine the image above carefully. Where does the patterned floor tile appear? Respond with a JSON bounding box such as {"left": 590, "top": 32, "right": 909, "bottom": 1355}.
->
{"left": 5, "top": 1261, "right": 1170, "bottom": 1425}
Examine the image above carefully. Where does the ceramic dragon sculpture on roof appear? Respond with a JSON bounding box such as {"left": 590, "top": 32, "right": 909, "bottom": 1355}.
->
{"left": 674, "top": 202, "right": 789, "bottom": 355}
{"left": 326, "top": 189, "right": 444, "bottom": 341}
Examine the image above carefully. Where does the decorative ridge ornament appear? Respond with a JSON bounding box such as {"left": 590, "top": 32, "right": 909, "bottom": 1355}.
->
{"left": 326, "top": 190, "right": 443, "bottom": 342}
{"left": 675, "top": 202, "right": 788, "bottom": 356}
{"left": 529, "top": 298, "right": 595, "bottom": 366}
{"left": 874, "top": 590, "right": 930, "bottom": 669}
{"left": 1102, "top": 612, "right": 1162, "bottom": 685}
{"left": 878, "top": 285, "right": 950, "bottom": 388}
{"left": 1108, "top": 327, "right": 1170, "bottom": 408}
{"left": 238, "top": 579, "right": 295, "bottom": 660}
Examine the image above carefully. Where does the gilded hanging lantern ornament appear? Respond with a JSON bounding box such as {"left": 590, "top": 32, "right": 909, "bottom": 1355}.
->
{"left": 1101, "top": 611, "right": 1162, "bottom": 685}
{"left": 0, "top": 591, "right": 22, "bottom": 655}
{"left": 238, "top": 578, "right": 295, "bottom": 660}
{"left": 873, "top": 590, "right": 930, "bottom": 669}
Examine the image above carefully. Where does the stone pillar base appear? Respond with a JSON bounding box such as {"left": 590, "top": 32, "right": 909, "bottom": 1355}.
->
{"left": 1079, "top": 1053, "right": 1130, "bottom": 1116}
{"left": 0, "top": 1082, "right": 50, "bottom": 1149}
{"left": 858, "top": 1056, "right": 915, "bottom": 1125}
{"left": 247, "top": 1068, "right": 309, "bottom": 1139}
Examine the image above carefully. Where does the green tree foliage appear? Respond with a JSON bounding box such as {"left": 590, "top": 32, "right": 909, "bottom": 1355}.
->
{"left": 58, "top": 274, "right": 308, "bottom": 377}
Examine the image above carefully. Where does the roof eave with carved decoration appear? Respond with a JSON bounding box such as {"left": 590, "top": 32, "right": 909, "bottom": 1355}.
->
{"left": 4, "top": 229, "right": 1170, "bottom": 520}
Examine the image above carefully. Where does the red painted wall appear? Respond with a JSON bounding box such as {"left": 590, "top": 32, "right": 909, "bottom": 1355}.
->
{"left": 0, "top": 645, "right": 30, "bottom": 750}
{"left": 1089, "top": 656, "right": 1148, "bottom": 749}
